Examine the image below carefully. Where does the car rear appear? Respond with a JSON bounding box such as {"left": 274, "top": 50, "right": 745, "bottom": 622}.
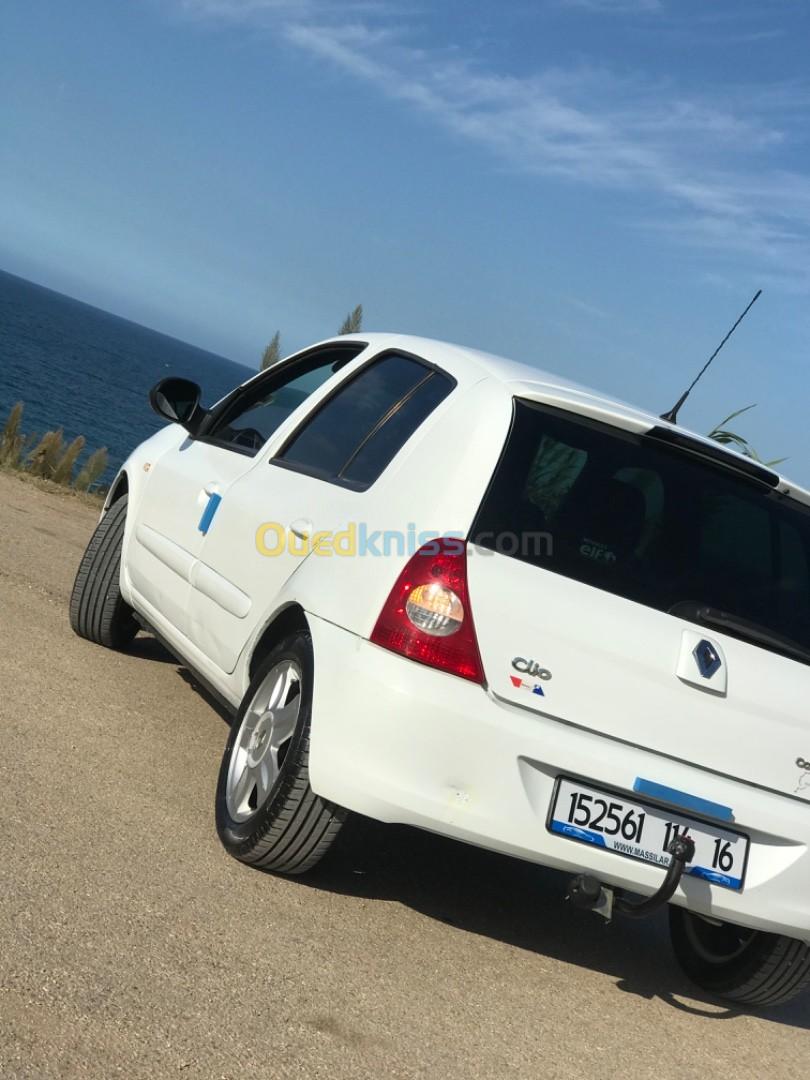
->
{"left": 308, "top": 389, "right": 810, "bottom": 946}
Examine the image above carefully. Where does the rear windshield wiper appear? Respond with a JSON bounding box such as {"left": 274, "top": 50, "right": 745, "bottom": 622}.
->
{"left": 671, "top": 602, "right": 810, "bottom": 666}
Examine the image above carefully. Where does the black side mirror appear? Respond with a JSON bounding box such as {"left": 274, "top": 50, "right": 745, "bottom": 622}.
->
{"left": 149, "top": 377, "right": 205, "bottom": 435}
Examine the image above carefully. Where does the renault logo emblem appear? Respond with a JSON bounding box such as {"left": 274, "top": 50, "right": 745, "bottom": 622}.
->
{"left": 694, "top": 639, "right": 722, "bottom": 679}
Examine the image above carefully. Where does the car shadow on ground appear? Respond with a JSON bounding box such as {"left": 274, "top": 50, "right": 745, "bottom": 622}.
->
{"left": 301, "top": 814, "right": 810, "bottom": 1030}
{"left": 176, "top": 665, "right": 234, "bottom": 725}
{"left": 126, "top": 635, "right": 179, "bottom": 665}
{"left": 129, "top": 634, "right": 235, "bottom": 724}
{"left": 148, "top": 641, "right": 808, "bottom": 1030}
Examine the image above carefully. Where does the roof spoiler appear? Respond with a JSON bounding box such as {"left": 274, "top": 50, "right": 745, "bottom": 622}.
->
{"left": 647, "top": 427, "right": 779, "bottom": 488}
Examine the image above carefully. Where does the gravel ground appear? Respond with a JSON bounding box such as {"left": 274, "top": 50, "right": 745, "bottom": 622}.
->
{"left": 1, "top": 469, "right": 808, "bottom": 1079}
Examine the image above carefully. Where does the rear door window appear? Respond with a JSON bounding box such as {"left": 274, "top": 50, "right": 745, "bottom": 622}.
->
{"left": 275, "top": 353, "right": 454, "bottom": 489}
{"left": 341, "top": 372, "right": 453, "bottom": 487}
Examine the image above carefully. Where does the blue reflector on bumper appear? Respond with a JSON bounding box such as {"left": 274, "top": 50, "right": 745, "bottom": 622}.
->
{"left": 633, "top": 778, "right": 734, "bottom": 823}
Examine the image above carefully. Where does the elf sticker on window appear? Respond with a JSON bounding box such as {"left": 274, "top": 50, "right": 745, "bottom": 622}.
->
{"left": 580, "top": 538, "right": 616, "bottom": 563}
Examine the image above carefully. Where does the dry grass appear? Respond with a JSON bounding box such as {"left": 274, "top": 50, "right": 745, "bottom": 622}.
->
{"left": 0, "top": 401, "right": 109, "bottom": 498}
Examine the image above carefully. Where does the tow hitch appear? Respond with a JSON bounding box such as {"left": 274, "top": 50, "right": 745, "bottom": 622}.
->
{"left": 566, "top": 834, "right": 696, "bottom": 921}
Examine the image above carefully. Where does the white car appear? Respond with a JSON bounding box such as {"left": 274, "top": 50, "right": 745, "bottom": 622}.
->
{"left": 70, "top": 333, "right": 810, "bottom": 1006}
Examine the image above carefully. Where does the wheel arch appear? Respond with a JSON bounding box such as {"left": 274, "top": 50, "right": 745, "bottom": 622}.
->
{"left": 103, "top": 470, "right": 129, "bottom": 512}
{"left": 247, "top": 603, "right": 310, "bottom": 682}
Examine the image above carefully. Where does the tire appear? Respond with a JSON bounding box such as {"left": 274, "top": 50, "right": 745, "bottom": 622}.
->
{"left": 669, "top": 907, "right": 810, "bottom": 1007}
{"left": 215, "top": 632, "right": 347, "bottom": 874}
{"left": 69, "top": 496, "right": 138, "bottom": 649}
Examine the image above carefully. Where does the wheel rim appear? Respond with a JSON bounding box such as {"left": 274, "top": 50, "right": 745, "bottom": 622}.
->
{"left": 681, "top": 911, "right": 759, "bottom": 965}
{"left": 226, "top": 659, "right": 302, "bottom": 822}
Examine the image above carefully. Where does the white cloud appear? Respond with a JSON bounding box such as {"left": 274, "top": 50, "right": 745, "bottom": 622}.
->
{"left": 172, "top": 1, "right": 810, "bottom": 291}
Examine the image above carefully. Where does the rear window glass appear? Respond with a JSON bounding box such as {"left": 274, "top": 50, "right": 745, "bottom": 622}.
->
{"left": 276, "top": 353, "right": 454, "bottom": 488}
{"left": 472, "top": 400, "right": 810, "bottom": 660}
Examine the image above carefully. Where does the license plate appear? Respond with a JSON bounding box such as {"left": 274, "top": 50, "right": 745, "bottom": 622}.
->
{"left": 548, "top": 777, "right": 749, "bottom": 891}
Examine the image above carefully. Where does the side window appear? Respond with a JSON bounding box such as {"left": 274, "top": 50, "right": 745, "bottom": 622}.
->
{"left": 205, "top": 344, "right": 367, "bottom": 455}
{"left": 341, "top": 374, "right": 453, "bottom": 486}
{"left": 275, "top": 353, "right": 454, "bottom": 489}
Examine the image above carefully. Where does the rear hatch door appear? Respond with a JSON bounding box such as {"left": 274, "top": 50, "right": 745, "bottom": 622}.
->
{"left": 468, "top": 398, "right": 810, "bottom": 801}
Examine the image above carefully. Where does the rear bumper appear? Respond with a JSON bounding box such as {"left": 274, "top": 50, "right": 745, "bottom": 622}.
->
{"left": 307, "top": 615, "right": 810, "bottom": 941}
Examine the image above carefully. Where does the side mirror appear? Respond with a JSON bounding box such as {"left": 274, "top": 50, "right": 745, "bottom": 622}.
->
{"left": 149, "top": 377, "right": 205, "bottom": 435}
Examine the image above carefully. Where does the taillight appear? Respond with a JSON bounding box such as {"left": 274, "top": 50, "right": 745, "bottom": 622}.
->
{"left": 370, "top": 538, "right": 485, "bottom": 684}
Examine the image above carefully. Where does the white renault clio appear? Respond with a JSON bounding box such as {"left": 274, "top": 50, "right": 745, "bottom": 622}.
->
{"left": 70, "top": 334, "right": 810, "bottom": 1006}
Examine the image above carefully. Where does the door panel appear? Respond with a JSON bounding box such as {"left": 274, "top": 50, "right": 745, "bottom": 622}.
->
{"left": 187, "top": 465, "right": 351, "bottom": 673}
{"left": 127, "top": 345, "right": 364, "bottom": 636}
{"left": 189, "top": 351, "right": 457, "bottom": 674}
{"left": 126, "top": 437, "right": 258, "bottom": 634}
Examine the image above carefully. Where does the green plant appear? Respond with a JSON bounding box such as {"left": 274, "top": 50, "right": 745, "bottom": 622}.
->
{"left": 74, "top": 447, "right": 109, "bottom": 492}
{"left": 707, "top": 406, "right": 786, "bottom": 467}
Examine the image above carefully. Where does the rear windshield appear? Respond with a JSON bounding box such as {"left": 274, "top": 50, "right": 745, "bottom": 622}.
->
{"left": 472, "top": 400, "right": 810, "bottom": 661}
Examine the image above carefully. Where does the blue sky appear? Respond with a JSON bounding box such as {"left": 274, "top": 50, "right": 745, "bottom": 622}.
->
{"left": 2, "top": 0, "right": 809, "bottom": 472}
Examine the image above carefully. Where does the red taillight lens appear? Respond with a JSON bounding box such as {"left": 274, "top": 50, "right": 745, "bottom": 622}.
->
{"left": 370, "top": 538, "right": 485, "bottom": 684}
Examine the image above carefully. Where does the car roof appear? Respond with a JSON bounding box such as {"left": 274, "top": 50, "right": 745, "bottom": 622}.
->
{"left": 331, "top": 332, "right": 810, "bottom": 506}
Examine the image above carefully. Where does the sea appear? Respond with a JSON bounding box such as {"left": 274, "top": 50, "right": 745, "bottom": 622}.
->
{"left": 0, "top": 269, "right": 254, "bottom": 484}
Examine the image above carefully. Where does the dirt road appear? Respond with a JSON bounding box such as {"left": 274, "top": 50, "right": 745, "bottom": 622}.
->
{"left": 1, "top": 469, "right": 808, "bottom": 1078}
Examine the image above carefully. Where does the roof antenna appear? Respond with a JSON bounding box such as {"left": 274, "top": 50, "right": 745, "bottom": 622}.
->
{"left": 660, "top": 289, "right": 762, "bottom": 424}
